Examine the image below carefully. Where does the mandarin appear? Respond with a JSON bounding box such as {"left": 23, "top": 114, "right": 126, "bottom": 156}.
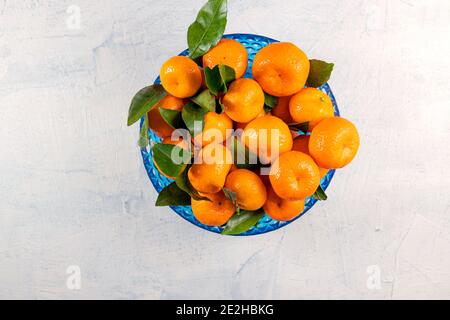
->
{"left": 224, "top": 169, "right": 267, "bottom": 211}
{"left": 264, "top": 186, "right": 305, "bottom": 222}
{"left": 233, "top": 109, "right": 267, "bottom": 131}
{"left": 191, "top": 191, "right": 236, "bottom": 226}
{"left": 188, "top": 144, "right": 232, "bottom": 194}
{"left": 222, "top": 78, "right": 265, "bottom": 123}
{"left": 309, "top": 117, "right": 360, "bottom": 169}
{"left": 292, "top": 135, "right": 329, "bottom": 178}
{"left": 289, "top": 88, "right": 334, "bottom": 131}
{"left": 252, "top": 42, "right": 310, "bottom": 97}
{"left": 203, "top": 39, "right": 248, "bottom": 79}
{"left": 269, "top": 151, "right": 320, "bottom": 200}
{"left": 194, "top": 111, "right": 233, "bottom": 147}
{"left": 160, "top": 56, "right": 202, "bottom": 98}
{"left": 242, "top": 115, "right": 293, "bottom": 163}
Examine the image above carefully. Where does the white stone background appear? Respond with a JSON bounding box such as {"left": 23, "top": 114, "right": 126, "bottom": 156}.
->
{"left": 0, "top": 0, "right": 449, "bottom": 300}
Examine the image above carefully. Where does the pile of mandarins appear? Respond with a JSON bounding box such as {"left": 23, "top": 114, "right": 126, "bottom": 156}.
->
{"left": 148, "top": 38, "right": 360, "bottom": 227}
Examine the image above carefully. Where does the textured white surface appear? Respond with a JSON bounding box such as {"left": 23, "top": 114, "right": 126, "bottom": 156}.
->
{"left": 1, "top": 0, "right": 450, "bottom": 300}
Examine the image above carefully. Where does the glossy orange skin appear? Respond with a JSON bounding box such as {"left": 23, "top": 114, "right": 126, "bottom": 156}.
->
{"left": 289, "top": 88, "right": 334, "bottom": 131}
{"left": 224, "top": 169, "right": 267, "bottom": 211}
{"left": 264, "top": 186, "right": 305, "bottom": 222}
{"left": 194, "top": 112, "right": 233, "bottom": 147}
{"left": 222, "top": 78, "right": 265, "bottom": 123}
{"left": 242, "top": 115, "right": 293, "bottom": 163}
{"left": 271, "top": 96, "right": 293, "bottom": 124}
{"left": 292, "top": 135, "right": 329, "bottom": 178}
{"left": 233, "top": 109, "right": 267, "bottom": 131}
{"left": 203, "top": 39, "right": 248, "bottom": 79}
{"left": 148, "top": 95, "right": 185, "bottom": 138}
{"left": 191, "top": 191, "right": 236, "bottom": 226}
{"left": 160, "top": 56, "right": 202, "bottom": 98}
{"left": 269, "top": 151, "right": 321, "bottom": 200}
{"left": 188, "top": 144, "right": 232, "bottom": 194}
{"left": 309, "top": 117, "right": 360, "bottom": 169}
{"left": 252, "top": 42, "right": 310, "bottom": 97}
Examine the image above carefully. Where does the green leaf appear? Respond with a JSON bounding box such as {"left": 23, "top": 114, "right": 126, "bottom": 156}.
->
{"left": 204, "top": 67, "right": 222, "bottom": 96}
{"left": 264, "top": 93, "right": 278, "bottom": 113}
{"left": 289, "top": 122, "right": 310, "bottom": 133}
{"left": 152, "top": 144, "right": 190, "bottom": 178}
{"left": 156, "top": 182, "right": 191, "bottom": 206}
{"left": 187, "top": 0, "right": 228, "bottom": 60}
{"left": 138, "top": 118, "right": 149, "bottom": 148}
{"left": 191, "top": 89, "right": 216, "bottom": 112}
{"left": 176, "top": 167, "right": 210, "bottom": 201}
{"left": 204, "top": 64, "right": 235, "bottom": 96}
{"left": 222, "top": 209, "right": 265, "bottom": 235}
{"left": 159, "top": 108, "right": 184, "bottom": 129}
{"left": 204, "top": 66, "right": 222, "bottom": 96}
{"left": 182, "top": 102, "right": 209, "bottom": 135}
{"left": 223, "top": 188, "right": 239, "bottom": 212}
{"left": 306, "top": 59, "right": 334, "bottom": 88}
{"left": 127, "top": 85, "right": 167, "bottom": 126}
{"left": 218, "top": 64, "right": 235, "bottom": 85}
{"left": 312, "top": 185, "right": 328, "bottom": 201}
{"left": 231, "top": 137, "right": 259, "bottom": 169}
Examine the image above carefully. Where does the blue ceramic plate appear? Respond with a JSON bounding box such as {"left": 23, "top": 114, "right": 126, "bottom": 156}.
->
{"left": 140, "top": 33, "right": 340, "bottom": 236}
